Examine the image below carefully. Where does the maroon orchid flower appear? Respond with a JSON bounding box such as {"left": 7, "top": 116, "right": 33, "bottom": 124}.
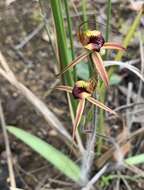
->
{"left": 57, "top": 22, "right": 126, "bottom": 88}
{"left": 56, "top": 80, "right": 117, "bottom": 140}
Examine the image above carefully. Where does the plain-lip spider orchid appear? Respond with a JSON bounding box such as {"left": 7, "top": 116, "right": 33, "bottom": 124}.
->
{"left": 57, "top": 21, "right": 126, "bottom": 88}
{"left": 56, "top": 80, "right": 117, "bottom": 140}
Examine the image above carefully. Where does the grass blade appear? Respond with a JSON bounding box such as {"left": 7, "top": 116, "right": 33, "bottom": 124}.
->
{"left": 105, "top": 0, "right": 111, "bottom": 42}
{"left": 82, "top": 0, "right": 88, "bottom": 29}
{"left": 50, "top": 0, "right": 77, "bottom": 113}
{"left": 104, "top": 0, "right": 111, "bottom": 59}
{"left": 104, "top": 61, "right": 144, "bottom": 82}
{"left": 115, "top": 9, "right": 143, "bottom": 61}
{"left": 125, "top": 154, "right": 144, "bottom": 165}
{"left": 50, "top": 0, "right": 73, "bottom": 85}
{"left": 63, "top": 0, "right": 75, "bottom": 60}
{"left": 7, "top": 127, "right": 81, "bottom": 182}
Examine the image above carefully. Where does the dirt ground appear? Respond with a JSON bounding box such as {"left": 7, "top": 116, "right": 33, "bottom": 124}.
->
{"left": 0, "top": 0, "right": 144, "bottom": 190}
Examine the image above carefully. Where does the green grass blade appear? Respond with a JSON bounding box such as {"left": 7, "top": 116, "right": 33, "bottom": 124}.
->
{"left": 104, "top": 0, "right": 111, "bottom": 59}
{"left": 63, "top": 0, "right": 75, "bottom": 60}
{"left": 97, "top": 8, "right": 143, "bottom": 151}
{"left": 50, "top": 0, "right": 73, "bottom": 85}
{"left": 97, "top": 0, "right": 111, "bottom": 154}
{"left": 7, "top": 126, "right": 80, "bottom": 182}
{"left": 97, "top": 9, "right": 143, "bottom": 152}
{"left": 115, "top": 9, "right": 143, "bottom": 61}
{"left": 105, "top": 0, "right": 111, "bottom": 42}
{"left": 50, "top": 0, "right": 77, "bottom": 112}
{"left": 100, "top": 9, "right": 143, "bottom": 92}
{"left": 125, "top": 154, "right": 144, "bottom": 165}
{"left": 100, "top": 9, "right": 143, "bottom": 97}
{"left": 63, "top": 0, "right": 76, "bottom": 81}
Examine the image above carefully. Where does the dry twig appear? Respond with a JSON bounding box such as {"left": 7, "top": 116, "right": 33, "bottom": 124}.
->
{"left": 0, "top": 101, "right": 16, "bottom": 188}
{"left": 82, "top": 164, "right": 109, "bottom": 190}
{"left": 0, "top": 51, "right": 72, "bottom": 143}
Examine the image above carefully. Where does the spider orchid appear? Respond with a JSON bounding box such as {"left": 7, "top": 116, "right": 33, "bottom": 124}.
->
{"left": 57, "top": 22, "right": 126, "bottom": 87}
{"left": 56, "top": 80, "right": 117, "bottom": 140}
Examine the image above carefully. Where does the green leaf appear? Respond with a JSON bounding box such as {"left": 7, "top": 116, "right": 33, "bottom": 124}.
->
{"left": 76, "top": 62, "right": 89, "bottom": 80}
{"left": 7, "top": 127, "right": 80, "bottom": 182}
{"left": 125, "top": 154, "right": 144, "bottom": 165}
{"left": 110, "top": 74, "right": 122, "bottom": 85}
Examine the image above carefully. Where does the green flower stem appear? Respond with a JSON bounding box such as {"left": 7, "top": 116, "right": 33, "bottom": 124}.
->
{"left": 105, "top": 0, "right": 111, "bottom": 59}
{"left": 82, "top": 0, "right": 88, "bottom": 29}
{"left": 97, "top": 0, "right": 111, "bottom": 153}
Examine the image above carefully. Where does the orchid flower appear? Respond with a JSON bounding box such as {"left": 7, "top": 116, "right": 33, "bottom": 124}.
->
{"left": 56, "top": 80, "right": 117, "bottom": 140}
{"left": 57, "top": 22, "right": 126, "bottom": 87}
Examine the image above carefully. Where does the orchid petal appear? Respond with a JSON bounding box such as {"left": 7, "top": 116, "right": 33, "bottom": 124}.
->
{"left": 92, "top": 52, "right": 109, "bottom": 87}
{"left": 102, "top": 42, "right": 126, "bottom": 51}
{"left": 56, "top": 85, "right": 72, "bottom": 93}
{"left": 56, "top": 52, "right": 89, "bottom": 76}
{"left": 87, "top": 96, "right": 117, "bottom": 116}
{"left": 73, "top": 99, "right": 85, "bottom": 140}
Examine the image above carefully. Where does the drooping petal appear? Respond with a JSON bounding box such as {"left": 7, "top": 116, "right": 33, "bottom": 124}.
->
{"left": 87, "top": 96, "right": 117, "bottom": 116}
{"left": 56, "top": 85, "right": 72, "bottom": 93}
{"left": 56, "top": 52, "right": 89, "bottom": 76}
{"left": 102, "top": 42, "right": 126, "bottom": 51}
{"left": 72, "top": 99, "right": 85, "bottom": 140}
{"left": 92, "top": 52, "right": 109, "bottom": 87}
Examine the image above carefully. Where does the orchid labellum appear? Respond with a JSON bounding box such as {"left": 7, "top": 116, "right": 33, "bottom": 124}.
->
{"left": 57, "top": 21, "right": 126, "bottom": 88}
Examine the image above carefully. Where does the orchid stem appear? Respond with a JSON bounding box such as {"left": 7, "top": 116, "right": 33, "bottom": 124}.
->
{"left": 105, "top": 0, "right": 111, "bottom": 59}
{"left": 82, "top": 0, "right": 88, "bottom": 29}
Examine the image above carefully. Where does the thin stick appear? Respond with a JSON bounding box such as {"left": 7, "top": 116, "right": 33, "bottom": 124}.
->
{"left": 0, "top": 101, "right": 16, "bottom": 188}
{"left": 125, "top": 164, "right": 144, "bottom": 177}
{"left": 118, "top": 171, "right": 132, "bottom": 190}
{"left": 82, "top": 163, "right": 109, "bottom": 190}
{"left": 126, "top": 82, "right": 133, "bottom": 129}
{"left": 0, "top": 51, "right": 74, "bottom": 146}
{"left": 113, "top": 102, "right": 144, "bottom": 112}
{"left": 10, "top": 188, "right": 24, "bottom": 190}
{"left": 137, "top": 32, "right": 144, "bottom": 101}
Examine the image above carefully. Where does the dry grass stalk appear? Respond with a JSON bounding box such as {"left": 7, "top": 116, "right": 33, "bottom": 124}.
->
{"left": 82, "top": 163, "right": 109, "bottom": 190}
{"left": 0, "top": 101, "right": 16, "bottom": 188}
{"left": 10, "top": 188, "right": 24, "bottom": 190}
{"left": 0, "top": 51, "right": 72, "bottom": 143}
{"left": 80, "top": 104, "right": 98, "bottom": 185}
